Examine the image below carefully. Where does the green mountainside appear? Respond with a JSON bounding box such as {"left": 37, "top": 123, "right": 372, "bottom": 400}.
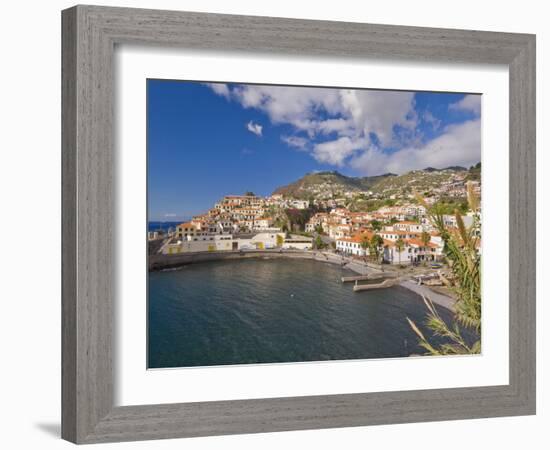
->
{"left": 273, "top": 165, "right": 477, "bottom": 200}
{"left": 272, "top": 171, "right": 396, "bottom": 199}
{"left": 370, "top": 167, "right": 467, "bottom": 196}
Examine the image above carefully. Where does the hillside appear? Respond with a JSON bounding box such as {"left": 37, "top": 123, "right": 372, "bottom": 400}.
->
{"left": 273, "top": 166, "right": 474, "bottom": 200}
{"left": 370, "top": 166, "right": 468, "bottom": 196}
{"left": 272, "top": 171, "right": 395, "bottom": 199}
{"left": 464, "top": 162, "right": 481, "bottom": 182}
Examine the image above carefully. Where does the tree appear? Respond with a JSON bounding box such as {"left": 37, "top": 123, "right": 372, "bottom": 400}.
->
{"left": 370, "top": 220, "right": 382, "bottom": 232}
{"left": 369, "top": 234, "right": 384, "bottom": 263}
{"left": 360, "top": 235, "right": 370, "bottom": 261}
{"left": 395, "top": 238, "right": 405, "bottom": 266}
{"left": 407, "top": 186, "right": 481, "bottom": 355}
{"left": 421, "top": 231, "right": 431, "bottom": 260}
{"left": 244, "top": 191, "right": 256, "bottom": 196}
{"left": 314, "top": 235, "right": 325, "bottom": 250}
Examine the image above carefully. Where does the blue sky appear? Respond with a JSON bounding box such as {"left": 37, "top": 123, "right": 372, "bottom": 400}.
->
{"left": 148, "top": 79, "right": 481, "bottom": 221}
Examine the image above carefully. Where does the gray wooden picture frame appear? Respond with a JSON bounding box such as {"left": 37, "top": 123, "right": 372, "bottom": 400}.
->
{"left": 61, "top": 4, "right": 536, "bottom": 444}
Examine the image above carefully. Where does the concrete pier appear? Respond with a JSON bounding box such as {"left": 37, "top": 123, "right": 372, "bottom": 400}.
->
{"left": 342, "top": 273, "right": 397, "bottom": 283}
{"left": 341, "top": 275, "right": 371, "bottom": 283}
{"left": 352, "top": 278, "right": 400, "bottom": 291}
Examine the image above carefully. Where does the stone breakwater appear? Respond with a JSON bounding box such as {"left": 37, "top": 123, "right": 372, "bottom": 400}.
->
{"left": 149, "top": 249, "right": 359, "bottom": 272}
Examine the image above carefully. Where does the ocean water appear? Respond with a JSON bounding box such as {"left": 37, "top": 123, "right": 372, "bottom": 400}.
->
{"left": 148, "top": 258, "right": 469, "bottom": 368}
{"left": 148, "top": 221, "right": 181, "bottom": 232}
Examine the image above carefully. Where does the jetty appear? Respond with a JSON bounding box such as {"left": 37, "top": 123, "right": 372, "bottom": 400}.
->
{"left": 352, "top": 277, "right": 400, "bottom": 291}
{"left": 342, "top": 272, "right": 397, "bottom": 283}
{"left": 341, "top": 274, "right": 371, "bottom": 283}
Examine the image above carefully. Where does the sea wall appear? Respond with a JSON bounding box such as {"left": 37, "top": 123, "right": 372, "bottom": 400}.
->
{"left": 149, "top": 249, "right": 349, "bottom": 272}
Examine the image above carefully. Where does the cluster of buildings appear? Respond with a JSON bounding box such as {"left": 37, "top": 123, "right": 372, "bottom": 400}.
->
{"left": 177, "top": 194, "right": 309, "bottom": 236}
{"left": 437, "top": 173, "right": 480, "bottom": 198}
{"left": 156, "top": 182, "right": 480, "bottom": 263}
{"left": 305, "top": 204, "right": 478, "bottom": 264}
{"left": 162, "top": 194, "right": 312, "bottom": 255}
{"left": 335, "top": 227, "right": 443, "bottom": 265}
{"left": 305, "top": 204, "right": 431, "bottom": 239}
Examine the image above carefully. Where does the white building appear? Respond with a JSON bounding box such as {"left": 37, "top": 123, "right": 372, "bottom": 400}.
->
{"left": 252, "top": 217, "right": 274, "bottom": 230}
{"left": 287, "top": 199, "right": 310, "bottom": 209}
{"left": 282, "top": 236, "right": 313, "bottom": 250}
{"left": 335, "top": 231, "right": 373, "bottom": 257}
{"left": 164, "top": 234, "right": 234, "bottom": 254}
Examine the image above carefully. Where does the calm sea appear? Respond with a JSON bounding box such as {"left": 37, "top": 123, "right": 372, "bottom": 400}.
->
{"left": 148, "top": 258, "right": 468, "bottom": 368}
{"left": 148, "top": 221, "right": 181, "bottom": 232}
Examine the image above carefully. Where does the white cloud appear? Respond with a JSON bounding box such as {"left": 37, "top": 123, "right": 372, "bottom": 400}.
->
{"left": 246, "top": 120, "right": 263, "bottom": 137}
{"left": 317, "top": 118, "right": 352, "bottom": 135}
{"left": 281, "top": 135, "right": 308, "bottom": 150}
{"left": 423, "top": 110, "right": 441, "bottom": 130}
{"left": 232, "top": 85, "right": 343, "bottom": 133}
{"left": 350, "top": 119, "right": 481, "bottom": 175}
{"left": 313, "top": 137, "right": 365, "bottom": 166}
{"left": 205, "top": 83, "right": 231, "bottom": 99}
{"left": 210, "top": 84, "right": 417, "bottom": 147}
{"left": 340, "top": 89, "right": 416, "bottom": 147}
{"left": 207, "top": 83, "right": 479, "bottom": 174}
{"left": 449, "top": 94, "right": 481, "bottom": 116}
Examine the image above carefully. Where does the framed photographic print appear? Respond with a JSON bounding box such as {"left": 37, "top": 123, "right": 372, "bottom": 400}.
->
{"left": 62, "top": 5, "right": 536, "bottom": 444}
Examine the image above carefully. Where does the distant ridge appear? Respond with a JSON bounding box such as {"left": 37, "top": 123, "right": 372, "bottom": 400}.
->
{"left": 272, "top": 171, "right": 393, "bottom": 199}
{"left": 423, "top": 165, "right": 467, "bottom": 172}
{"left": 273, "top": 164, "right": 478, "bottom": 199}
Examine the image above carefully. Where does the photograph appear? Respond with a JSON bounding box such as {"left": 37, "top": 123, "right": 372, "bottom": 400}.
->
{"left": 147, "top": 80, "right": 482, "bottom": 369}
{"left": 1, "top": 1, "right": 542, "bottom": 447}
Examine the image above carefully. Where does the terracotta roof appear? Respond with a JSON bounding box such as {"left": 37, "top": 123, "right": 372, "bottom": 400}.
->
{"left": 338, "top": 230, "right": 374, "bottom": 244}
{"left": 177, "top": 222, "right": 196, "bottom": 229}
{"left": 405, "top": 238, "right": 438, "bottom": 248}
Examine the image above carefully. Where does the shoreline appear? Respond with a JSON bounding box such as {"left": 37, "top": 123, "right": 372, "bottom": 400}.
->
{"left": 149, "top": 249, "right": 368, "bottom": 273}
{"left": 398, "top": 280, "right": 455, "bottom": 311}
{"left": 149, "top": 249, "right": 455, "bottom": 311}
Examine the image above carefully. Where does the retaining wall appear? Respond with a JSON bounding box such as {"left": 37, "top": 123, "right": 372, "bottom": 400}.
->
{"left": 148, "top": 250, "right": 348, "bottom": 272}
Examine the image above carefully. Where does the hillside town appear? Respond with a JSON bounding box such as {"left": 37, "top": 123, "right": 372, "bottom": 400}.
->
{"left": 149, "top": 166, "right": 481, "bottom": 269}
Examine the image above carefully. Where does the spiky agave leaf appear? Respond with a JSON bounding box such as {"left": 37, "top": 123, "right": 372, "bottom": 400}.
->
{"left": 407, "top": 317, "right": 427, "bottom": 341}
{"left": 405, "top": 191, "right": 482, "bottom": 354}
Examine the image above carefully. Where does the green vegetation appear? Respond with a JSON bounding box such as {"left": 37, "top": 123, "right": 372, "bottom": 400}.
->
{"left": 465, "top": 161, "right": 481, "bottom": 182}
{"left": 351, "top": 198, "right": 397, "bottom": 212}
{"left": 407, "top": 184, "right": 481, "bottom": 355}
{"left": 431, "top": 197, "right": 469, "bottom": 215}
{"left": 272, "top": 165, "right": 479, "bottom": 205}
{"left": 370, "top": 220, "right": 382, "bottom": 232}
{"left": 314, "top": 236, "right": 327, "bottom": 250}
{"left": 360, "top": 235, "right": 370, "bottom": 262}
{"left": 421, "top": 231, "right": 431, "bottom": 247}
{"left": 272, "top": 171, "right": 395, "bottom": 199}
{"left": 395, "top": 238, "right": 405, "bottom": 266}
{"left": 370, "top": 167, "right": 466, "bottom": 196}
{"left": 369, "top": 234, "right": 384, "bottom": 263}
{"left": 284, "top": 208, "right": 314, "bottom": 232}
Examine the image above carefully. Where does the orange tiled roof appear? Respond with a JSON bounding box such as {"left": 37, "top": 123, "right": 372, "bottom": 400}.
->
{"left": 177, "top": 222, "right": 196, "bottom": 229}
